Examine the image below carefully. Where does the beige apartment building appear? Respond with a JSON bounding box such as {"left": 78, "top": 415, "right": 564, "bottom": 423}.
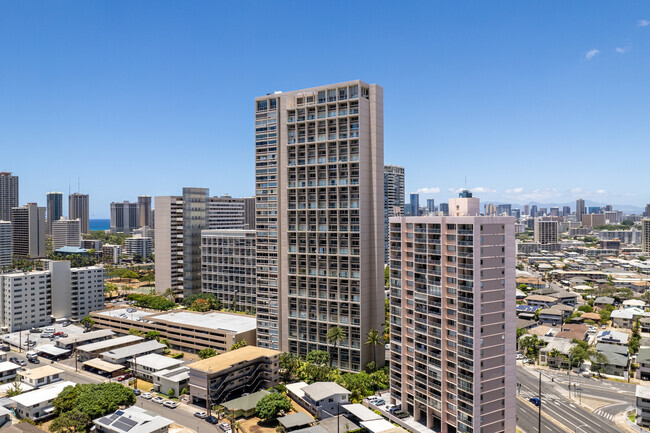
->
{"left": 643, "top": 219, "right": 650, "bottom": 254}
{"left": 533, "top": 219, "right": 558, "bottom": 245}
{"left": 69, "top": 193, "right": 89, "bottom": 234}
{"left": 384, "top": 164, "right": 405, "bottom": 263}
{"left": 11, "top": 203, "right": 46, "bottom": 258}
{"left": 388, "top": 194, "right": 516, "bottom": 433}
{"left": 254, "top": 80, "right": 385, "bottom": 372}
{"left": 582, "top": 213, "right": 605, "bottom": 228}
{"left": 52, "top": 217, "right": 81, "bottom": 250}
{"left": 154, "top": 196, "right": 184, "bottom": 292}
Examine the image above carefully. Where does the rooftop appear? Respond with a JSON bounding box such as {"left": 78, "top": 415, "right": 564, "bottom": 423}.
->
{"left": 637, "top": 385, "right": 650, "bottom": 400}
{"left": 132, "top": 353, "right": 183, "bottom": 371}
{"left": 10, "top": 381, "right": 75, "bottom": 407}
{"left": 77, "top": 335, "right": 145, "bottom": 353}
{"left": 57, "top": 329, "right": 115, "bottom": 347}
{"left": 302, "top": 382, "right": 350, "bottom": 402}
{"left": 20, "top": 365, "right": 63, "bottom": 380}
{"left": 277, "top": 412, "right": 314, "bottom": 429}
{"left": 151, "top": 310, "right": 256, "bottom": 333}
{"left": 94, "top": 406, "right": 173, "bottom": 433}
{"left": 54, "top": 246, "right": 88, "bottom": 254}
{"left": 223, "top": 390, "right": 270, "bottom": 411}
{"left": 0, "top": 361, "right": 19, "bottom": 373}
{"left": 188, "top": 346, "right": 281, "bottom": 373}
{"left": 101, "top": 340, "right": 166, "bottom": 361}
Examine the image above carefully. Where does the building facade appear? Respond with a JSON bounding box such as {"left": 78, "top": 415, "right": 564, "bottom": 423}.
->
{"left": 183, "top": 188, "right": 209, "bottom": 297}
{"left": 138, "top": 195, "right": 152, "bottom": 228}
{"left": 201, "top": 229, "right": 256, "bottom": 313}
{"left": 69, "top": 193, "right": 89, "bottom": 234}
{"left": 409, "top": 193, "right": 420, "bottom": 216}
{"left": 125, "top": 236, "right": 153, "bottom": 260}
{"left": 11, "top": 203, "right": 46, "bottom": 258}
{"left": 52, "top": 217, "right": 81, "bottom": 250}
{"left": 533, "top": 219, "right": 558, "bottom": 245}
{"left": 384, "top": 165, "right": 405, "bottom": 263}
{"left": 0, "top": 172, "right": 18, "bottom": 223}
{"left": 0, "top": 221, "right": 11, "bottom": 268}
{"left": 388, "top": 200, "right": 516, "bottom": 432}
{"left": 110, "top": 201, "right": 139, "bottom": 233}
{"left": 46, "top": 192, "right": 63, "bottom": 235}
{"left": 208, "top": 195, "right": 246, "bottom": 230}
{"left": 253, "top": 81, "right": 385, "bottom": 372}
{"left": 643, "top": 219, "right": 650, "bottom": 254}
{"left": 154, "top": 196, "right": 183, "bottom": 292}
{"left": 243, "top": 196, "right": 256, "bottom": 230}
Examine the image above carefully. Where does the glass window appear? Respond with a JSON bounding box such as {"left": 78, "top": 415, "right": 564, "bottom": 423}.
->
{"left": 349, "top": 85, "right": 358, "bottom": 98}
{"left": 257, "top": 100, "right": 267, "bottom": 111}
{"left": 269, "top": 99, "right": 277, "bottom": 110}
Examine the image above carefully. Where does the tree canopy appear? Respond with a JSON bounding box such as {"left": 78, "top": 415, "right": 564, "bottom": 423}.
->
{"left": 255, "top": 393, "right": 292, "bottom": 420}
{"left": 126, "top": 293, "right": 176, "bottom": 310}
{"left": 198, "top": 348, "right": 217, "bottom": 359}
{"left": 183, "top": 293, "right": 222, "bottom": 311}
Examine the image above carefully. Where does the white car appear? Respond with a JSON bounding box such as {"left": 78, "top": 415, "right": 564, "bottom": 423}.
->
{"left": 141, "top": 392, "right": 152, "bottom": 399}
{"left": 163, "top": 401, "right": 179, "bottom": 409}
{"left": 152, "top": 396, "right": 165, "bottom": 404}
{"left": 516, "top": 354, "right": 525, "bottom": 360}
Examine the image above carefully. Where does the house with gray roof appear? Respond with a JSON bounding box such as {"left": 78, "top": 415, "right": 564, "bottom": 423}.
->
{"left": 593, "top": 343, "right": 629, "bottom": 377}
{"left": 301, "top": 382, "right": 351, "bottom": 418}
{"left": 94, "top": 406, "right": 172, "bottom": 433}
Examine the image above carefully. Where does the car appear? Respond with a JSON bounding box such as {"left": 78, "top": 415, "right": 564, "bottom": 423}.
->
{"left": 62, "top": 322, "right": 70, "bottom": 327}
{"left": 27, "top": 341, "right": 36, "bottom": 346}
{"left": 40, "top": 333, "right": 53, "bottom": 339}
{"left": 133, "top": 389, "right": 141, "bottom": 396}
{"left": 0, "top": 345, "right": 9, "bottom": 351}
{"left": 10, "top": 358, "right": 26, "bottom": 367}
{"left": 127, "top": 308, "right": 136, "bottom": 313}
{"left": 394, "top": 411, "right": 410, "bottom": 419}
{"left": 117, "top": 373, "right": 132, "bottom": 381}
{"left": 28, "top": 357, "right": 40, "bottom": 364}
{"left": 385, "top": 343, "right": 390, "bottom": 350}
{"left": 44, "top": 327, "right": 55, "bottom": 333}
{"left": 529, "top": 397, "right": 540, "bottom": 406}
{"left": 152, "top": 397, "right": 165, "bottom": 404}
{"left": 141, "top": 392, "right": 152, "bottom": 399}
{"left": 373, "top": 398, "right": 386, "bottom": 406}
{"left": 205, "top": 416, "right": 218, "bottom": 424}
{"left": 219, "top": 423, "right": 231, "bottom": 432}
{"left": 601, "top": 325, "right": 607, "bottom": 329}
{"left": 163, "top": 401, "right": 179, "bottom": 409}
{"left": 516, "top": 354, "right": 525, "bottom": 360}
{"left": 525, "top": 358, "right": 535, "bottom": 364}
{"left": 30, "top": 328, "right": 42, "bottom": 333}
{"left": 53, "top": 332, "right": 65, "bottom": 337}
{"left": 194, "top": 412, "right": 207, "bottom": 419}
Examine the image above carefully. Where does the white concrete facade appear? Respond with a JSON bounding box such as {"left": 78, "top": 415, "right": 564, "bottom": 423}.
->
{"left": 0, "top": 221, "right": 11, "bottom": 268}
{"left": 52, "top": 217, "right": 81, "bottom": 250}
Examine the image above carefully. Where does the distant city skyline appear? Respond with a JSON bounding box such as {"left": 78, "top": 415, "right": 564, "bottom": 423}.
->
{"left": 2, "top": 2, "right": 650, "bottom": 215}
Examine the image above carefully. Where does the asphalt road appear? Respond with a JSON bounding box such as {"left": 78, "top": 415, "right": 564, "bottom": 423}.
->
{"left": 517, "top": 366, "right": 619, "bottom": 433}
{"left": 516, "top": 396, "right": 565, "bottom": 433}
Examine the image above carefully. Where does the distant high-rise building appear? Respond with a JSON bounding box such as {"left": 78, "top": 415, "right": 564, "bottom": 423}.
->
{"left": 534, "top": 219, "right": 558, "bottom": 244}
{"left": 209, "top": 195, "right": 245, "bottom": 230}
{"left": 576, "top": 198, "right": 586, "bottom": 222}
{"left": 254, "top": 80, "right": 385, "bottom": 371}
{"left": 531, "top": 205, "right": 538, "bottom": 218}
{"left": 52, "top": 217, "right": 81, "bottom": 250}
{"left": 138, "top": 195, "right": 152, "bottom": 228}
{"left": 497, "top": 204, "right": 512, "bottom": 216}
{"left": 426, "top": 199, "right": 435, "bottom": 214}
{"left": 201, "top": 229, "right": 256, "bottom": 313}
{"left": 588, "top": 206, "right": 601, "bottom": 215}
{"left": 11, "top": 203, "right": 46, "bottom": 258}
{"left": 384, "top": 165, "right": 405, "bottom": 262}
{"left": 549, "top": 207, "right": 559, "bottom": 217}
{"left": 389, "top": 195, "right": 516, "bottom": 433}
{"left": 439, "top": 203, "right": 449, "bottom": 216}
{"left": 604, "top": 204, "right": 613, "bottom": 212}
{"left": 582, "top": 214, "right": 606, "bottom": 228}
{"left": 69, "top": 193, "right": 89, "bottom": 234}
{"left": 46, "top": 192, "right": 63, "bottom": 235}
{"left": 125, "top": 236, "right": 153, "bottom": 260}
{"left": 0, "top": 172, "right": 19, "bottom": 222}
{"left": 645, "top": 204, "right": 650, "bottom": 218}
{"left": 243, "top": 197, "right": 256, "bottom": 230}
{"left": 512, "top": 208, "right": 521, "bottom": 219}
{"left": 154, "top": 196, "right": 184, "bottom": 292}
{"left": 562, "top": 206, "right": 571, "bottom": 217}
{"left": 182, "top": 187, "right": 209, "bottom": 297}
{"left": 643, "top": 219, "right": 650, "bottom": 254}
{"left": 485, "top": 203, "right": 497, "bottom": 216}
{"left": 539, "top": 207, "right": 547, "bottom": 216}
{"left": 409, "top": 193, "right": 420, "bottom": 216}
{"left": 523, "top": 204, "right": 530, "bottom": 216}
{"left": 0, "top": 221, "right": 11, "bottom": 268}
{"left": 110, "top": 201, "right": 139, "bottom": 233}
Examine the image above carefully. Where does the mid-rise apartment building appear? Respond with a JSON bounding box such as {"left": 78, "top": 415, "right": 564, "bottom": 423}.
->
{"left": 576, "top": 199, "right": 585, "bottom": 223}
{"left": 643, "top": 219, "right": 650, "bottom": 254}
{"left": 154, "top": 196, "right": 183, "bottom": 292}
{"left": 52, "top": 217, "right": 81, "bottom": 250}
{"left": 110, "top": 201, "right": 139, "bottom": 233}
{"left": 208, "top": 195, "right": 246, "bottom": 230}
{"left": 409, "top": 193, "right": 420, "bottom": 216}
{"left": 384, "top": 164, "right": 405, "bottom": 263}
{"left": 582, "top": 214, "right": 606, "bottom": 228}
{"left": 0, "top": 172, "right": 18, "bottom": 222}
{"left": 253, "top": 81, "right": 385, "bottom": 372}
{"left": 243, "top": 196, "right": 256, "bottom": 230}
{"left": 69, "top": 193, "right": 89, "bottom": 234}
{"left": 124, "top": 236, "right": 153, "bottom": 259}
{"left": 11, "top": 203, "right": 46, "bottom": 258}
{"left": 388, "top": 195, "right": 516, "bottom": 433}
{"left": 183, "top": 188, "right": 209, "bottom": 297}
{"left": 46, "top": 192, "right": 63, "bottom": 235}
{"left": 138, "top": 195, "right": 152, "bottom": 228}
{"left": 102, "top": 244, "right": 122, "bottom": 264}
{"left": 201, "top": 230, "right": 256, "bottom": 313}
{"left": 0, "top": 221, "right": 11, "bottom": 268}
{"left": 533, "top": 219, "right": 558, "bottom": 245}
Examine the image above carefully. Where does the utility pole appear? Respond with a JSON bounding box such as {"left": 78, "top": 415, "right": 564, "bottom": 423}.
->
{"left": 74, "top": 337, "right": 79, "bottom": 372}
{"left": 206, "top": 367, "right": 211, "bottom": 417}
{"left": 133, "top": 354, "right": 138, "bottom": 390}
{"left": 538, "top": 370, "right": 542, "bottom": 433}
{"left": 18, "top": 324, "right": 22, "bottom": 353}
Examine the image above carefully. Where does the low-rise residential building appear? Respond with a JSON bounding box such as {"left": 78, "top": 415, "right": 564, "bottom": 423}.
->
{"left": 0, "top": 361, "right": 20, "bottom": 383}
{"left": 300, "top": 382, "right": 351, "bottom": 418}
{"left": 636, "top": 347, "right": 650, "bottom": 381}
{"left": 100, "top": 340, "right": 166, "bottom": 365}
{"left": 594, "top": 296, "right": 616, "bottom": 310}
{"left": 152, "top": 366, "right": 189, "bottom": 397}
{"left": 539, "top": 338, "right": 575, "bottom": 369}
{"left": 129, "top": 353, "right": 184, "bottom": 382}
{"left": 90, "top": 309, "right": 256, "bottom": 354}
{"left": 20, "top": 366, "right": 63, "bottom": 388}
{"left": 593, "top": 343, "right": 629, "bottom": 377}
{"left": 596, "top": 330, "right": 630, "bottom": 346}
{"left": 525, "top": 295, "right": 558, "bottom": 308}
{"left": 555, "top": 324, "right": 589, "bottom": 341}
{"left": 538, "top": 305, "right": 573, "bottom": 325}
{"left": 10, "top": 380, "right": 75, "bottom": 421}
{"left": 611, "top": 308, "right": 649, "bottom": 329}
{"left": 102, "top": 244, "right": 122, "bottom": 265}
{"left": 76, "top": 335, "right": 144, "bottom": 362}
{"left": 188, "top": 345, "right": 281, "bottom": 406}
{"left": 94, "top": 406, "right": 173, "bottom": 433}
{"left": 637, "top": 385, "right": 650, "bottom": 428}
{"left": 55, "top": 329, "right": 115, "bottom": 351}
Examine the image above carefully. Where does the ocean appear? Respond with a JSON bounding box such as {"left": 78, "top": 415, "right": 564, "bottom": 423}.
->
{"left": 89, "top": 219, "right": 110, "bottom": 231}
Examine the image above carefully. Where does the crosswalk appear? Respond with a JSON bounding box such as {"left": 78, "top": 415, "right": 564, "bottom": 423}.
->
{"left": 593, "top": 409, "right": 614, "bottom": 421}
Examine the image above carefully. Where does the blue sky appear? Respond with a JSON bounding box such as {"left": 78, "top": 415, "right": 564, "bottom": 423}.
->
{"left": 1, "top": 1, "right": 649, "bottom": 217}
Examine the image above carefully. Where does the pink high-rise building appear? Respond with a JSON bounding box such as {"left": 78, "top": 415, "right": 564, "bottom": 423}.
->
{"left": 388, "top": 194, "right": 516, "bottom": 433}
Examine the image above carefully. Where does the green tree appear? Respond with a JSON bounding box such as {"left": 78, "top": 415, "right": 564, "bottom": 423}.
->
{"left": 230, "top": 339, "right": 248, "bottom": 351}
{"left": 365, "top": 329, "right": 382, "bottom": 368}
{"left": 190, "top": 298, "right": 211, "bottom": 312}
{"left": 599, "top": 304, "right": 615, "bottom": 322}
{"left": 198, "top": 348, "right": 217, "bottom": 359}
{"left": 183, "top": 293, "right": 222, "bottom": 310}
{"left": 50, "top": 409, "right": 91, "bottom": 433}
{"left": 121, "top": 270, "right": 139, "bottom": 280}
{"left": 80, "top": 316, "right": 95, "bottom": 331}
{"left": 255, "top": 393, "right": 292, "bottom": 421}
{"left": 5, "top": 377, "right": 23, "bottom": 397}
{"left": 279, "top": 352, "right": 302, "bottom": 382}
{"left": 519, "top": 335, "right": 545, "bottom": 361}
{"left": 306, "top": 350, "right": 330, "bottom": 366}
{"left": 162, "top": 287, "right": 175, "bottom": 301}
{"left": 145, "top": 331, "right": 161, "bottom": 341}
{"left": 577, "top": 305, "right": 594, "bottom": 313}
{"left": 384, "top": 266, "right": 389, "bottom": 288}
{"left": 303, "top": 362, "right": 332, "bottom": 383}
{"left": 168, "top": 388, "right": 175, "bottom": 398}
{"left": 326, "top": 326, "right": 347, "bottom": 368}
{"left": 128, "top": 328, "right": 145, "bottom": 337}
{"left": 53, "top": 383, "right": 135, "bottom": 421}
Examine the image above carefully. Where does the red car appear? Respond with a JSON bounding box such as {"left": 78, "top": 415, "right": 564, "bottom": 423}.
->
{"left": 117, "top": 373, "right": 132, "bottom": 381}
{"left": 53, "top": 332, "right": 65, "bottom": 337}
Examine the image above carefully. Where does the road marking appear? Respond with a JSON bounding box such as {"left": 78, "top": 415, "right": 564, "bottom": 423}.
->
{"left": 569, "top": 404, "right": 575, "bottom": 408}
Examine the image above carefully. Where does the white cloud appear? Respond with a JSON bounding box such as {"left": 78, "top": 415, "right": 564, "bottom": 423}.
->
{"left": 416, "top": 187, "right": 440, "bottom": 194}
{"left": 615, "top": 47, "right": 628, "bottom": 53}
{"left": 504, "top": 187, "right": 524, "bottom": 194}
{"left": 596, "top": 189, "right": 607, "bottom": 195}
{"left": 585, "top": 49, "right": 600, "bottom": 60}
{"left": 571, "top": 188, "right": 584, "bottom": 195}
{"left": 639, "top": 19, "right": 649, "bottom": 27}
{"left": 471, "top": 187, "right": 497, "bottom": 194}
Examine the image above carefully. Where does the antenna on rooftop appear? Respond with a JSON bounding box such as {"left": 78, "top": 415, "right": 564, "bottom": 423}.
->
{"left": 68, "top": 178, "right": 71, "bottom": 196}
{"left": 78, "top": 177, "right": 80, "bottom": 193}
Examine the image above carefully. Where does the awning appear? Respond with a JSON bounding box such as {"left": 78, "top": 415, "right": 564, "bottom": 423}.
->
{"left": 82, "top": 358, "right": 124, "bottom": 373}
{"left": 43, "top": 407, "right": 55, "bottom": 414}
{"left": 360, "top": 420, "right": 397, "bottom": 433}
{"left": 342, "top": 404, "right": 382, "bottom": 421}
{"left": 35, "top": 344, "right": 70, "bottom": 357}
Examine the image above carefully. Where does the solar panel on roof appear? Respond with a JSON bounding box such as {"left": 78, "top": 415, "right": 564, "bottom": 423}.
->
{"left": 113, "top": 419, "right": 137, "bottom": 432}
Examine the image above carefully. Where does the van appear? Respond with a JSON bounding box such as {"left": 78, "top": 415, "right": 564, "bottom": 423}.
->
{"left": 26, "top": 351, "right": 37, "bottom": 359}
{"left": 44, "top": 327, "right": 55, "bottom": 333}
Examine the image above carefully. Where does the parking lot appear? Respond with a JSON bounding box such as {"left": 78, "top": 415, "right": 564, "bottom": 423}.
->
{"left": 2, "top": 322, "right": 86, "bottom": 352}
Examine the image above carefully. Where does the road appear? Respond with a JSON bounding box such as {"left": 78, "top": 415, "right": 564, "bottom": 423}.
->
{"left": 517, "top": 366, "right": 620, "bottom": 433}
{"left": 516, "top": 397, "right": 565, "bottom": 433}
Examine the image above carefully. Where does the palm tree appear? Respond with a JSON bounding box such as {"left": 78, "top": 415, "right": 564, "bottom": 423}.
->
{"left": 163, "top": 288, "right": 175, "bottom": 302}
{"left": 326, "top": 326, "right": 347, "bottom": 368}
{"left": 365, "top": 329, "right": 382, "bottom": 368}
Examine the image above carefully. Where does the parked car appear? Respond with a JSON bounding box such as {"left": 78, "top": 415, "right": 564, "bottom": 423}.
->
{"left": 40, "top": 333, "right": 53, "bottom": 339}
{"left": 0, "top": 344, "right": 9, "bottom": 351}
{"left": 117, "top": 373, "right": 132, "bottom": 381}
{"left": 529, "top": 397, "right": 540, "bottom": 407}
{"left": 62, "top": 322, "right": 71, "bottom": 327}
{"left": 194, "top": 412, "right": 207, "bottom": 419}
{"left": 141, "top": 392, "right": 152, "bottom": 399}
{"left": 133, "top": 389, "right": 141, "bottom": 396}
{"left": 28, "top": 357, "right": 40, "bottom": 364}
{"left": 163, "top": 400, "right": 179, "bottom": 409}
{"left": 205, "top": 416, "right": 218, "bottom": 424}
{"left": 44, "top": 327, "right": 55, "bottom": 333}
{"left": 152, "top": 397, "right": 165, "bottom": 404}
{"left": 10, "top": 357, "right": 26, "bottom": 367}
{"left": 53, "top": 332, "right": 65, "bottom": 337}
{"left": 127, "top": 308, "right": 137, "bottom": 313}
{"left": 394, "top": 411, "right": 410, "bottom": 419}
{"left": 219, "top": 422, "right": 231, "bottom": 432}
{"left": 373, "top": 398, "right": 386, "bottom": 406}
{"left": 30, "top": 328, "right": 42, "bottom": 333}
